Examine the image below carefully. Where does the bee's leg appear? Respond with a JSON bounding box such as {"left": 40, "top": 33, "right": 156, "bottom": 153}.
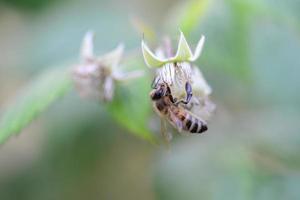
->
{"left": 161, "top": 118, "right": 172, "bottom": 146}
{"left": 174, "top": 82, "right": 193, "bottom": 105}
{"left": 184, "top": 81, "right": 193, "bottom": 104}
{"left": 169, "top": 95, "right": 177, "bottom": 104}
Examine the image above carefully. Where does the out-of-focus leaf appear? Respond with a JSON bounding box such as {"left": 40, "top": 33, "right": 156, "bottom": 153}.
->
{"left": 0, "top": 65, "right": 73, "bottom": 144}
{"left": 165, "top": 0, "right": 253, "bottom": 80}
{"left": 226, "top": 0, "right": 253, "bottom": 79}
{"left": 131, "top": 17, "right": 156, "bottom": 43}
{"left": 1, "top": 0, "right": 59, "bottom": 12}
{"left": 0, "top": 54, "right": 157, "bottom": 145}
{"left": 250, "top": 19, "right": 300, "bottom": 107}
{"left": 154, "top": 134, "right": 300, "bottom": 200}
{"left": 179, "top": 0, "right": 210, "bottom": 35}
{"left": 164, "top": 0, "right": 210, "bottom": 36}
{"left": 181, "top": 0, "right": 256, "bottom": 81}
{"left": 106, "top": 57, "right": 157, "bottom": 143}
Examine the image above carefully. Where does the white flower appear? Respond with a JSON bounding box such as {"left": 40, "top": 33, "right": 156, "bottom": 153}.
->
{"left": 187, "top": 66, "right": 215, "bottom": 121}
{"left": 73, "top": 31, "right": 144, "bottom": 102}
{"left": 142, "top": 31, "right": 215, "bottom": 121}
{"left": 141, "top": 31, "right": 205, "bottom": 67}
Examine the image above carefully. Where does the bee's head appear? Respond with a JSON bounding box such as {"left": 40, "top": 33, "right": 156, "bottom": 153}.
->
{"left": 150, "top": 83, "right": 171, "bottom": 100}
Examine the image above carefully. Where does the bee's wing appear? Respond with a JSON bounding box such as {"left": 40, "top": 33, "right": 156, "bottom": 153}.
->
{"left": 160, "top": 118, "right": 172, "bottom": 146}
{"left": 168, "top": 111, "right": 184, "bottom": 133}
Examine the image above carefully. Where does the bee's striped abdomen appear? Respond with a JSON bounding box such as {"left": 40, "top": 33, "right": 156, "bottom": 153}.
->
{"left": 184, "top": 113, "right": 207, "bottom": 134}
{"left": 184, "top": 114, "right": 193, "bottom": 131}
{"left": 190, "top": 118, "right": 199, "bottom": 133}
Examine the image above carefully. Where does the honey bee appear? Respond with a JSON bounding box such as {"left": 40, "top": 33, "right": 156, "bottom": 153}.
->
{"left": 150, "top": 82, "right": 208, "bottom": 137}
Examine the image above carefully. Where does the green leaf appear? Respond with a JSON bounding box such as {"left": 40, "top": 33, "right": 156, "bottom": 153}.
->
{"left": 163, "top": 0, "right": 210, "bottom": 36}
{"left": 179, "top": 0, "right": 210, "bottom": 35}
{"left": 0, "top": 57, "right": 157, "bottom": 145}
{"left": 0, "top": 65, "right": 73, "bottom": 144}
{"left": 106, "top": 57, "right": 158, "bottom": 143}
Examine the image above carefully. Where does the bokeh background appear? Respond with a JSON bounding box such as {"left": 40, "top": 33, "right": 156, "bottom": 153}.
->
{"left": 0, "top": 0, "right": 300, "bottom": 199}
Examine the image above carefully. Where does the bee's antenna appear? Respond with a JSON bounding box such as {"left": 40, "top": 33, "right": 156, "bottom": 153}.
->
{"left": 151, "top": 76, "right": 160, "bottom": 89}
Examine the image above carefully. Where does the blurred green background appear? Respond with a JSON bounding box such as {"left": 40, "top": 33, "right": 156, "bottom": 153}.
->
{"left": 0, "top": 0, "right": 300, "bottom": 199}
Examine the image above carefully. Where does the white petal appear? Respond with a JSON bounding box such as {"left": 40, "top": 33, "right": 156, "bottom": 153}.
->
{"left": 103, "top": 77, "right": 115, "bottom": 101}
{"left": 141, "top": 40, "right": 167, "bottom": 68}
{"left": 190, "top": 35, "right": 205, "bottom": 62}
{"left": 191, "top": 67, "right": 212, "bottom": 97}
{"left": 80, "top": 31, "right": 94, "bottom": 61}
{"left": 171, "top": 31, "right": 193, "bottom": 62}
{"left": 113, "top": 70, "right": 145, "bottom": 81}
{"left": 155, "top": 47, "right": 166, "bottom": 60}
{"left": 98, "top": 43, "right": 124, "bottom": 69}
